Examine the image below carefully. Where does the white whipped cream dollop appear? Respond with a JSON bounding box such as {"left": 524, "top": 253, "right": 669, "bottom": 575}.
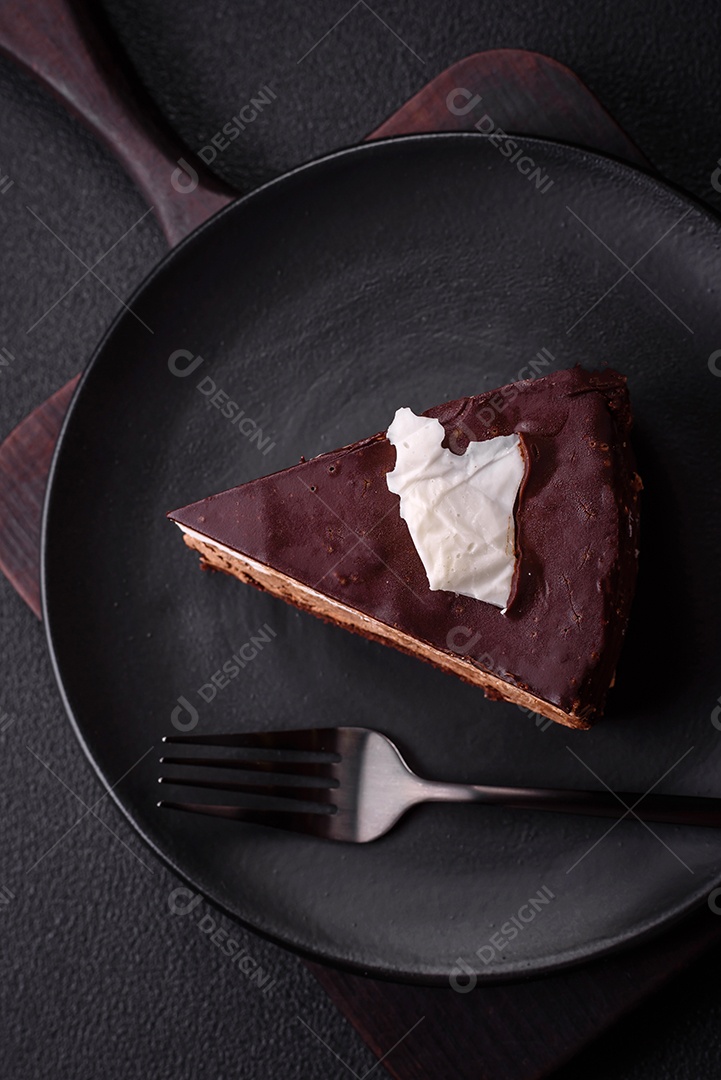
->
{"left": 386, "top": 408, "right": 526, "bottom": 610}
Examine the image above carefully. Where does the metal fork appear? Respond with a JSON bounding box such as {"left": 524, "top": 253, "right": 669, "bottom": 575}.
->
{"left": 158, "top": 727, "right": 721, "bottom": 843}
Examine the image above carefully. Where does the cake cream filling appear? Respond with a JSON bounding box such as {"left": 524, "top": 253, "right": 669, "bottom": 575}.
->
{"left": 386, "top": 408, "right": 526, "bottom": 611}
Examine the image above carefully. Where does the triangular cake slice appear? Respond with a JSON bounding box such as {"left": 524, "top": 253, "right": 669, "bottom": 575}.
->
{"left": 169, "top": 367, "right": 641, "bottom": 729}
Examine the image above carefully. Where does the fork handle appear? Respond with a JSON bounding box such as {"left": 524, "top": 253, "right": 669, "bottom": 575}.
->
{"left": 423, "top": 784, "right": 721, "bottom": 827}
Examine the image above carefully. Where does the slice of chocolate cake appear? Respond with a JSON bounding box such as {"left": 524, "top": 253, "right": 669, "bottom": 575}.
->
{"left": 168, "top": 367, "right": 641, "bottom": 729}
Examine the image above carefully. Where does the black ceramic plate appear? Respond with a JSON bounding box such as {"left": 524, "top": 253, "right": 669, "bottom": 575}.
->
{"left": 44, "top": 134, "right": 721, "bottom": 984}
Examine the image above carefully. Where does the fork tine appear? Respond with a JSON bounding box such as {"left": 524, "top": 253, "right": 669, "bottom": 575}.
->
{"left": 157, "top": 800, "right": 335, "bottom": 837}
{"left": 158, "top": 775, "right": 336, "bottom": 804}
{"left": 158, "top": 755, "right": 333, "bottom": 778}
{"left": 162, "top": 729, "right": 338, "bottom": 752}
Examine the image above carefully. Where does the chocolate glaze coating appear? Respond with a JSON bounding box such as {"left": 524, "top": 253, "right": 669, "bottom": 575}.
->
{"left": 169, "top": 367, "right": 641, "bottom": 724}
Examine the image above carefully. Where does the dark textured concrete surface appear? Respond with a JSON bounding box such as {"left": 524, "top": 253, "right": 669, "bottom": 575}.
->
{"left": 3, "top": 2, "right": 721, "bottom": 1076}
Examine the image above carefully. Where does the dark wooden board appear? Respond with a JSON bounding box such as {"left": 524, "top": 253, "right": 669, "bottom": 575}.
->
{"left": 0, "top": 11, "right": 711, "bottom": 1077}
